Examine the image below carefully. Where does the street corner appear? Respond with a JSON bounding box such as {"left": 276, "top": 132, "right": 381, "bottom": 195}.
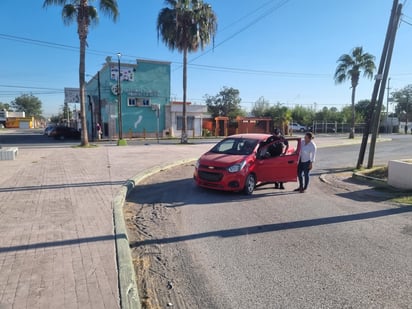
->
{"left": 318, "top": 170, "right": 358, "bottom": 190}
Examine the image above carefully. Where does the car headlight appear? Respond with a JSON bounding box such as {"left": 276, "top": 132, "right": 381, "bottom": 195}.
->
{"left": 227, "top": 160, "right": 246, "bottom": 173}
{"left": 195, "top": 159, "right": 200, "bottom": 169}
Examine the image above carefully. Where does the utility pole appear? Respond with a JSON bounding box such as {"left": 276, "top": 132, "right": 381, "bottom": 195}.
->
{"left": 367, "top": 2, "right": 402, "bottom": 169}
{"left": 117, "top": 53, "right": 123, "bottom": 141}
{"left": 386, "top": 78, "right": 391, "bottom": 133}
{"left": 97, "top": 71, "right": 102, "bottom": 135}
{"left": 356, "top": 0, "right": 400, "bottom": 169}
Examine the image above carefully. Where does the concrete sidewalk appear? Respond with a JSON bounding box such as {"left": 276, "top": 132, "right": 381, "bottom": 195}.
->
{"left": 0, "top": 135, "right": 388, "bottom": 309}
{"left": 0, "top": 144, "right": 211, "bottom": 309}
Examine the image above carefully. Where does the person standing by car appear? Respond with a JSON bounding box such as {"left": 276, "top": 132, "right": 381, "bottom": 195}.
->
{"left": 271, "top": 128, "right": 289, "bottom": 190}
{"left": 294, "top": 132, "right": 316, "bottom": 193}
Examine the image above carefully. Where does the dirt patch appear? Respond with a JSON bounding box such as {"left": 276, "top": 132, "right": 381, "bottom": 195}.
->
{"left": 124, "top": 165, "right": 220, "bottom": 309}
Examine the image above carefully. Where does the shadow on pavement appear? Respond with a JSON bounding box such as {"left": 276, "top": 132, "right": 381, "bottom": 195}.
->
{"left": 130, "top": 207, "right": 412, "bottom": 248}
{"left": 127, "top": 178, "right": 295, "bottom": 207}
{"left": 0, "top": 234, "right": 124, "bottom": 254}
{"left": 337, "top": 188, "right": 395, "bottom": 203}
{"left": 0, "top": 180, "right": 126, "bottom": 193}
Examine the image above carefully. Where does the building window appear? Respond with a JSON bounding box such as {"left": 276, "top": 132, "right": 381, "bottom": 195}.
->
{"left": 128, "top": 97, "right": 150, "bottom": 107}
{"left": 177, "top": 116, "right": 195, "bottom": 130}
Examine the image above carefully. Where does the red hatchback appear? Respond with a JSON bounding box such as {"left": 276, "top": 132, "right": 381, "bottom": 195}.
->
{"left": 194, "top": 134, "right": 301, "bottom": 195}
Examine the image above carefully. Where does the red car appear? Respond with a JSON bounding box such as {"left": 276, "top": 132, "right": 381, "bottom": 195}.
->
{"left": 194, "top": 134, "right": 301, "bottom": 195}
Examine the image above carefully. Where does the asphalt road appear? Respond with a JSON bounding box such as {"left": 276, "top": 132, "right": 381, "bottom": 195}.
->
{"left": 127, "top": 136, "right": 412, "bottom": 309}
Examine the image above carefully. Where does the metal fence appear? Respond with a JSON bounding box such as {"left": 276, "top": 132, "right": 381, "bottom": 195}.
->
{"left": 311, "top": 121, "right": 367, "bottom": 134}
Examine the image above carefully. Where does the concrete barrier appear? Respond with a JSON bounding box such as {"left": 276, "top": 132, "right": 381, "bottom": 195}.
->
{"left": 388, "top": 160, "right": 412, "bottom": 190}
{"left": 0, "top": 147, "right": 18, "bottom": 160}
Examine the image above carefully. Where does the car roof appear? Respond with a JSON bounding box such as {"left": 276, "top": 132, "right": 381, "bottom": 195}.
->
{"left": 227, "top": 133, "right": 272, "bottom": 140}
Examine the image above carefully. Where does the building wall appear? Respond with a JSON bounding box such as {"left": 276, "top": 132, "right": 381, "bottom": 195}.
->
{"left": 86, "top": 58, "right": 171, "bottom": 139}
{"left": 165, "top": 103, "right": 208, "bottom": 137}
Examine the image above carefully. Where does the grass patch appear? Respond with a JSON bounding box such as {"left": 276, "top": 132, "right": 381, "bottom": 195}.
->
{"left": 392, "top": 195, "right": 412, "bottom": 205}
{"left": 71, "top": 144, "right": 98, "bottom": 148}
{"left": 117, "top": 139, "right": 128, "bottom": 146}
{"left": 357, "top": 166, "right": 388, "bottom": 180}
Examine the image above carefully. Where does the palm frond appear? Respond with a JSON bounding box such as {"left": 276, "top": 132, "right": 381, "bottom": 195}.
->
{"left": 335, "top": 46, "right": 376, "bottom": 85}
{"left": 99, "top": 0, "right": 119, "bottom": 22}
{"left": 43, "top": 0, "right": 68, "bottom": 8}
{"left": 88, "top": 6, "right": 99, "bottom": 26}
{"left": 62, "top": 4, "right": 77, "bottom": 25}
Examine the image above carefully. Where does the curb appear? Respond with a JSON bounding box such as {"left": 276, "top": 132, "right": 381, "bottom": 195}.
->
{"left": 112, "top": 158, "right": 197, "bottom": 309}
{"left": 352, "top": 171, "right": 389, "bottom": 188}
{"left": 319, "top": 174, "right": 331, "bottom": 185}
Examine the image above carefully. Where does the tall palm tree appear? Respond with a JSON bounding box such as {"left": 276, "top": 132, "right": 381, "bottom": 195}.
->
{"left": 157, "top": 0, "right": 217, "bottom": 143}
{"left": 43, "top": 0, "right": 118, "bottom": 146}
{"left": 334, "top": 46, "right": 375, "bottom": 139}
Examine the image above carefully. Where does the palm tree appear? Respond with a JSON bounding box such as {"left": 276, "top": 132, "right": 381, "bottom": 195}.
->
{"left": 334, "top": 46, "right": 375, "bottom": 139}
{"left": 43, "top": 0, "right": 118, "bottom": 146}
{"left": 157, "top": 0, "right": 217, "bottom": 143}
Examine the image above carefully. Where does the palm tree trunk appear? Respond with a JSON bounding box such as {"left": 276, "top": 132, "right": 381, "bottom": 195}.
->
{"left": 349, "top": 86, "right": 356, "bottom": 139}
{"left": 181, "top": 47, "right": 188, "bottom": 144}
{"left": 78, "top": 1, "right": 89, "bottom": 147}
{"left": 79, "top": 37, "right": 89, "bottom": 146}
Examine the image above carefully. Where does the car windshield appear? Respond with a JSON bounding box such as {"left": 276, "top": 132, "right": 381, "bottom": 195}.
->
{"left": 210, "top": 138, "right": 259, "bottom": 155}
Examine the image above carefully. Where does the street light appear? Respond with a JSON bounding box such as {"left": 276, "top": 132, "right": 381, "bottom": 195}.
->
{"left": 117, "top": 52, "right": 123, "bottom": 140}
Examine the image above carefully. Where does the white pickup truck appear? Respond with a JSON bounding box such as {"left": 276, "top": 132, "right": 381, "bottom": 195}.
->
{"left": 289, "top": 122, "right": 307, "bottom": 132}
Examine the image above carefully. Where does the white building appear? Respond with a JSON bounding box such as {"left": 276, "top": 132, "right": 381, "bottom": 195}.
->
{"left": 165, "top": 101, "right": 209, "bottom": 137}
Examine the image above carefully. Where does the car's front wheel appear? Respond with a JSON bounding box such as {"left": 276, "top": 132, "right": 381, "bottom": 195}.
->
{"left": 244, "top": 174, "right": 256, "bottom": 195}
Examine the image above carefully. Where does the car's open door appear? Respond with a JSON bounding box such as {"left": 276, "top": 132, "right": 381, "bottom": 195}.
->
{"left": 255, "top": 138, "right": 301, "bottom": 183}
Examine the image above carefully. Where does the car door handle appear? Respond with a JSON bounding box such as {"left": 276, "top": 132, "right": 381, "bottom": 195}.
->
{"left": 288, "top": 160, "right": 295, "bottom": 164}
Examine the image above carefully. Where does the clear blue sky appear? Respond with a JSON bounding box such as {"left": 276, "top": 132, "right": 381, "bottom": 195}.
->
{"left": 1, "top": 0, "right": 412, "bottom": 117}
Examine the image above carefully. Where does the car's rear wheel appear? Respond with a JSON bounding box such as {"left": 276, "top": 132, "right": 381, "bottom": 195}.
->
{"left": 244, "top": 174, "right": 256, "bottom": 195}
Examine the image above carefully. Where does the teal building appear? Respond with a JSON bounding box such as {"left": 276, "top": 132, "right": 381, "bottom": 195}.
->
{"left": 86, "top": 57, "right": 171, "bottom": 139}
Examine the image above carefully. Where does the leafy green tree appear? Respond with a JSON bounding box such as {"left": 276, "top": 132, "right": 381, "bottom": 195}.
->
{"left": 205, "top": 87, "right": 245, "bottom": 122}
{"left": 11, "top": 94, "right": 43, "bottom": 117}
{"left": 291, "top": 105, "right": 315, "bottom": 126}
{"left": 264, "top": 103, "right": 291, "bottom": 133}
{"left": 43, "top": 0, "right": 119, "bottom": 146}
{"left": 0, "top": 102, "right": 12, "bottom": 111}
{"left": 355, "top": 99, "right": 371, "bottom": 122}
{"left": 157, "top": 0, "right": 217, "bottom": 143}
{"left": 251, "top": 97, "right": 270, "bottom": 117}
{"left": 334, "top": 46, "right": 375, "bottom": 138}
{"left": 391, "top": 84, "right": 412, "bottom": 127}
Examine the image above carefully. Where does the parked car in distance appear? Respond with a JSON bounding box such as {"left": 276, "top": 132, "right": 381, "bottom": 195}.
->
{"left": 44, "top": 125, "right": 56, "bottom": 136}
{"left": 289, "top": 123, "right": 307, "bottom": 132}
{"left": 194, "top": 133, "right": 301, "bottom": 195}
{"left": 52, "top": 126, "right": 81, "bottom": 140}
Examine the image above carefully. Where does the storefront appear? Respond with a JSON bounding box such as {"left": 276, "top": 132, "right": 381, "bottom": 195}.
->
{"left": 86, "top": 57, "right": 171, "bottom": 139}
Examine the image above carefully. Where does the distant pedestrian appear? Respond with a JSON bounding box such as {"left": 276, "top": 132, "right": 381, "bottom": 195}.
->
{"left": 294, "top": 132, "right": 317, "bottom": 193}
{"left": 96, "top": 123, "right": 102, "bottom": 140}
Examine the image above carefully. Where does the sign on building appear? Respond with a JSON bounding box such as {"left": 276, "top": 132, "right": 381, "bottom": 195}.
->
{"left": 110, "top": 65, "right": 135, "bottom": 81}
{"left": 64, "top": 88, "right": 80, "bottom": 103}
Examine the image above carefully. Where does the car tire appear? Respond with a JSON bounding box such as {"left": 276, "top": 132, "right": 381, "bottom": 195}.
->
{"left": 244, "top": 174, "right": 256, "bottom": 195}
{"left": 300, "top": 128, "right": 305, "bottom": 132}
{"left": 59, "top": 135, "right": 65, "bottom": 140}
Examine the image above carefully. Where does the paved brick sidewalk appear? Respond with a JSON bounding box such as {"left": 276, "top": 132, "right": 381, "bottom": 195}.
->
{"left": 0, "top": 135, "right": 384, "bottom": 309}
{"left": 0, "top": 144, "right": 211, "bottom": 309}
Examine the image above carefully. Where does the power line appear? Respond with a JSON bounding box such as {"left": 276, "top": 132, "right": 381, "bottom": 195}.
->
{"left": 218, "top": 0, "right": 285, "bottom": 33}
{"left": 0, "top": 31, "right": 332, "bottom": 80}
{"left": 187, "top": 63, "right": 330, "bottom": 78}
{"left": 185, "top": 0, "right": 293, "bottom": 67}
{"left": 0, "top": 84, "right": 62, "bottom": 91}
